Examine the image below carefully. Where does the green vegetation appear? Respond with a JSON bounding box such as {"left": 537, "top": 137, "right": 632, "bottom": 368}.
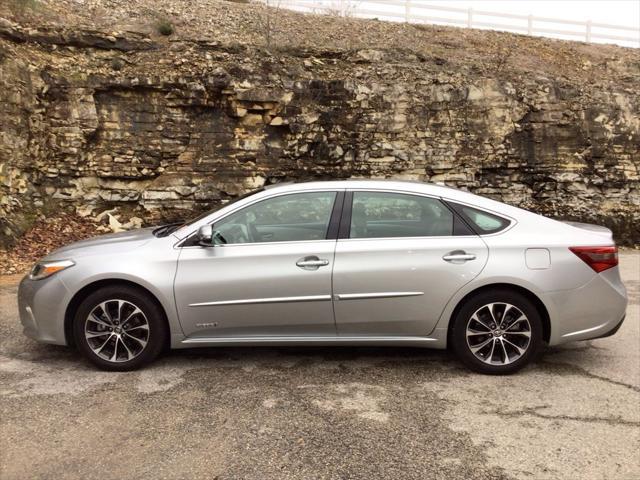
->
{"left": 155, "top": 18, "right": 175, "bottom": 36}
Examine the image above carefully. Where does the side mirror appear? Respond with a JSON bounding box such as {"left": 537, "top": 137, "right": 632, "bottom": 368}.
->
{"left": 197, "top": 224, "right": 213, "bottom": 246}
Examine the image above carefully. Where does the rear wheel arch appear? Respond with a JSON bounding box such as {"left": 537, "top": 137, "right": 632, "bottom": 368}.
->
{"left": 447, "top": 283, "right": 551, "bottom": 345}
{"left": 64, "top": 279, "right": 171, "bottom": 351}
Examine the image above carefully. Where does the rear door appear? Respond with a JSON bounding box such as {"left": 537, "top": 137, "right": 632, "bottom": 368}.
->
{"left": 332, "top": 190, "right": 488, "bottom": 337}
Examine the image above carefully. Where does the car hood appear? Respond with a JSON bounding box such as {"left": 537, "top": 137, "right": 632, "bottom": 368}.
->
{"left": 44, "top": 227, "right": 156, "bottom": 260}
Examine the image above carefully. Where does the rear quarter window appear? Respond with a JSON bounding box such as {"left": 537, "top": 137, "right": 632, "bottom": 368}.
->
{"left": 450, "top": 203, "right": 511, "bottom": 235}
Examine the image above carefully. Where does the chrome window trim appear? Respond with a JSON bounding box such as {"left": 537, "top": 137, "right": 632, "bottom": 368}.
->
{"left": 178, "top": 238, "right": 338, "bottom": 250}
{"left": 336, "top": 235, "right": 477, "bottom": 243}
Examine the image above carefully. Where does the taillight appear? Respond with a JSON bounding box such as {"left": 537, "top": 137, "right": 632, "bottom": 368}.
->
{"left": 569, "top": 246, "right": 618, "bottom": 273}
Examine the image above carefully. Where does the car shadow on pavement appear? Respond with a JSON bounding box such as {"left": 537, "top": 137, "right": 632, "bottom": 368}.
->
{"left": 1, "top": 336, "right": 615, "bottom": 375}
{"left": 165, "top": 345, "right": 457, "bottom": 370}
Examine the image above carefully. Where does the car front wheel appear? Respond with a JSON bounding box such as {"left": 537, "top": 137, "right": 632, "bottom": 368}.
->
{"left": 73, "top": 286, "right": 167, "bottom": 371}
{"left": 450, "top": 289, "right": 543, "bottom": 374}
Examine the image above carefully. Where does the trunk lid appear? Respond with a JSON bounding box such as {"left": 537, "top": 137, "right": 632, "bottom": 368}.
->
{"left": 562, "top": 221, "right": 614, "bottom": 242}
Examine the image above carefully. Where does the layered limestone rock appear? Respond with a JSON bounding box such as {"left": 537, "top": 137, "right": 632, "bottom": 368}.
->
{"left": 1, "top": 7, "right": 638, "bottom": 245}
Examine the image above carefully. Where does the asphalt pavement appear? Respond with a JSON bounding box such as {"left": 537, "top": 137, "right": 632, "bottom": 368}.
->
{"left": 1, "top": 252, "right": 638, "bottom": 480}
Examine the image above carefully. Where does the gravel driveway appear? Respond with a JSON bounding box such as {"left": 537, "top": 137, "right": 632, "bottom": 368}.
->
{"left": 1, "top": 252, "right": 638, "bottom": 480}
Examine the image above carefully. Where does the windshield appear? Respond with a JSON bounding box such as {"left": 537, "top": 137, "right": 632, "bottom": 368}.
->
{"left": 153, "top": 187, "right": 266, "bottom": 238}
{"left": 182, "top": 187, "right": 266, "bottom": 227}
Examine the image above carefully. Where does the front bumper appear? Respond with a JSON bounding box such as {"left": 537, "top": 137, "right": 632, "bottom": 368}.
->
{"left": 18, "top": 275, "right": 70, "bottom": 345}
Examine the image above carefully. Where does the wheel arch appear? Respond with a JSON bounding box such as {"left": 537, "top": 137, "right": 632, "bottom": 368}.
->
{"left": 446, "top": 283, "right": 551, "bottom": 345}
{"left": 64, "top": 278, "right": 171, "bottom": 350}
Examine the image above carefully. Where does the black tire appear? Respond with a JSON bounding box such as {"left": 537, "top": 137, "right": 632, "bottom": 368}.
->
{"left": 73, "top": 285, "right": 168, "bottom": 371}
{"left": 450, "top": 289, "right": 543, "bottom": 375}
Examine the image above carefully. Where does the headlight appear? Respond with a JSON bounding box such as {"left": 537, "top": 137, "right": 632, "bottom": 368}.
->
{"left": 29, "top": 260, "right": 75, "bottom": 281}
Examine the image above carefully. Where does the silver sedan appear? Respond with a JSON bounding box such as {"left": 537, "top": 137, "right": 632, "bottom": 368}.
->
{"left": 18, "top": 181, "right": 627, "bottom": 374}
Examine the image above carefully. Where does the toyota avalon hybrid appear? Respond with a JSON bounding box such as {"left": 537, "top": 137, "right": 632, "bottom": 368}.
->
{"left": 18, "top": 180, "right": 627, "bottom": 374}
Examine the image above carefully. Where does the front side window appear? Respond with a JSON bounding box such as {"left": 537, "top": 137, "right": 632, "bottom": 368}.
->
{"left": 349, "top": 191, "right": 453, "bottom": 238}
{"left": 214, "top": 191, "right": 337, "bottom": 244}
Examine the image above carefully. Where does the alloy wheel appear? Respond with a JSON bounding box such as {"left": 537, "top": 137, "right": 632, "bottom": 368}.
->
{"left": 465, "top": 302, "right": 532, "bottom": 365}
{"left": 84, "top": 299, "right": 150, "bottom": 363}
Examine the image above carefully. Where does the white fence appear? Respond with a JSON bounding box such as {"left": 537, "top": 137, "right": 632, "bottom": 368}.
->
{"left": 257, "top": 0, "right": 640, "bottom": 48}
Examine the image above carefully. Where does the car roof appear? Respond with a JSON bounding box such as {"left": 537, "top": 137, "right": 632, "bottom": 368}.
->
{"left": 263, "top": 179, "right": 488, "bottom": 205}
{"left": 264, "top": 179, "right": 455, "bottom": 195}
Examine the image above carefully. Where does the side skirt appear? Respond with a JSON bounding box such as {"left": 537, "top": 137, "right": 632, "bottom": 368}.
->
{"left": 173, "top": 335, "right": 447, "bottom": 349}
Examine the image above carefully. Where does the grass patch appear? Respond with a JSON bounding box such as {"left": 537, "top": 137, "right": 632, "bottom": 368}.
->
{"left": 155, "top": 18, "right": 175, "bottom": 36}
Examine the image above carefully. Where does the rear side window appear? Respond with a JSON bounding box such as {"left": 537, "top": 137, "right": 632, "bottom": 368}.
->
{"left": 349, "top": 192, "right": 454, "bottom": 238}
{"left": 451, "top": 203, "right": 511, "bottom": 234}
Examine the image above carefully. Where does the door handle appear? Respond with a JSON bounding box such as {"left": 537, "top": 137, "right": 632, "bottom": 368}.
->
{"left": 443, "top": 251, "right": 477, "bottom": 262}
{"left": 296, "top": 256, "right": 330, "bottom": 270}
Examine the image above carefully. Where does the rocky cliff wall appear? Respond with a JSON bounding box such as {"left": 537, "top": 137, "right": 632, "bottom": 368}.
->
{"left": 1, "top": 1, "right": 639, "bottom": 245}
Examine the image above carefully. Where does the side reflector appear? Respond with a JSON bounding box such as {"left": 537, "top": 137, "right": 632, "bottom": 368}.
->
{"left": 569, "top": 246, "right": 618, "bottom": 273}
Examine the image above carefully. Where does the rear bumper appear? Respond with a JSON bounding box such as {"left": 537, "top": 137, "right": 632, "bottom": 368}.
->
{"left": 544, "top": 267, "right": 627, "bottom": 346}
{"left": 591, "top": 314, "right": 625, "bottom": 340}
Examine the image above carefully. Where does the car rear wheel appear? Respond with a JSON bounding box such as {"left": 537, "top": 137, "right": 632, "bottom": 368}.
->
{"left": 73, "top": 286, "right": 167, "bottom": 371}
{"left": 450, "top": 289, "right": 543, "bottom": 374}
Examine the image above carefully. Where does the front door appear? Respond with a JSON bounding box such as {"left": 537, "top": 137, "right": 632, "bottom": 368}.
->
{"left": 175, "top": 190, "right": 341, "bottom": 339}
{"left": 332, "top": 190, "right": 488, "bottom": 337}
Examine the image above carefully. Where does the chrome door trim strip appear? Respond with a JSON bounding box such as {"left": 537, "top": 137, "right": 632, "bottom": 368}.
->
{"left": 334, "top": 292, "right": 424, "bottom": 300}
{"left": 189, "top": 294, "right": 332, "bottom": 307}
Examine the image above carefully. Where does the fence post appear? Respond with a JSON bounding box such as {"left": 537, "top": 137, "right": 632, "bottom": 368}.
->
{"left": 405, "top": 0, "right": 411, "bottom": 23}
{"left": 467, "top": 7, "right": 473, "bottom": 28}
{"left": 585, "top": 20, "right": 592, "bottom": 42}
{"left": 527, "top": 14, "right": 533, "bottom": 35}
